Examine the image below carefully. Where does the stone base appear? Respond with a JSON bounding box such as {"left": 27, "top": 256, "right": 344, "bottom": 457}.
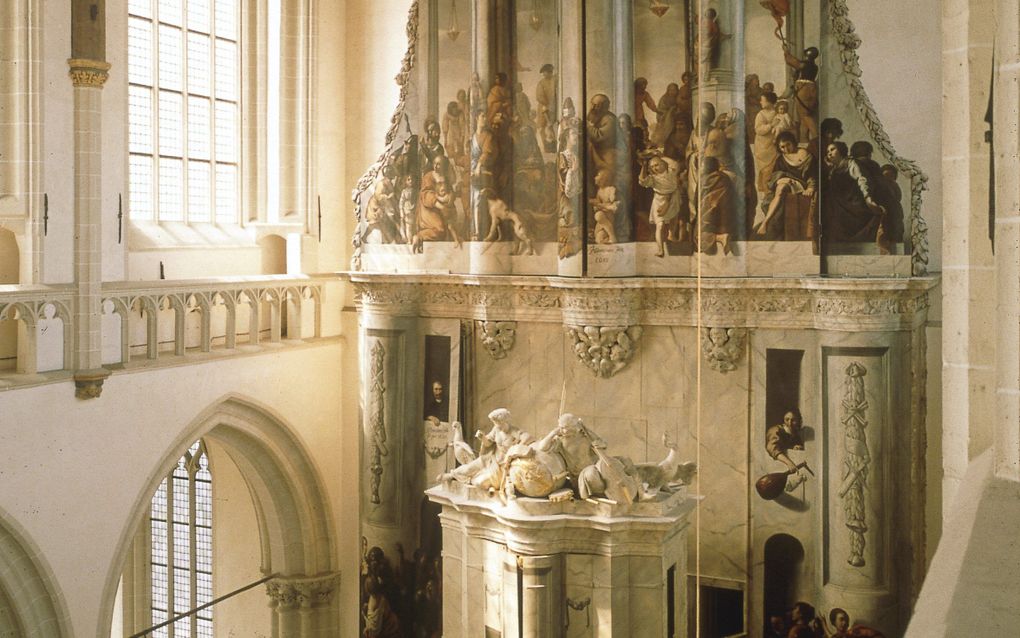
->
{"left": 427, "top": 482, "right": 695, "bottom": 637}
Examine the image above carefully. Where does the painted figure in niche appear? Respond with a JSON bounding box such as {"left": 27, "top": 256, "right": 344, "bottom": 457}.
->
{"left": 590, "top": 168, "right": 620, "bottom": 244}
{"left": 423, "top": 379, "right": 448, "bottom": 421}
{"left": 442, "top": 100, "right": 467, "bottom": 165}
{"left": 633, "top": 77, "right": 660, "bottom": 136}
{"left": 535, "top": 64, "right": 558, "bottom": 152}
{"left": 764, "top": 409, "right": 811, "bottom": 492}
{"left": 755, "top": 131, "right": 818, "bottom": 241}
{"left": 824, "top": 608, "right": 886, "bottom": 638}
{"left": 783, "top": 45, "right": 820, "bottom": 144}
{"left": 754, "top": 92, "right": 781, "bottom": 192}
{"left": 822, "top": 141, "right": 903, "bottom": 253}
{"left": 479, "top": 188, "right": 535, "bottom": 255}
{"left": 361, "top": 165, "right": 401, "bottom": 244}
{"left": 639, "top": 153, "right": 682, "bottom": 257}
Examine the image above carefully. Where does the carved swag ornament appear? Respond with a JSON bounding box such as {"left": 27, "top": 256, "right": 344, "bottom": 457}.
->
{"left": 566, "top": 325, "right": 642, "bottom": 378}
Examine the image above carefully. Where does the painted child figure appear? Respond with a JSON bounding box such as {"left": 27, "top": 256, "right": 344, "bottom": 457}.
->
{"left": 773, "top": 100, "right": 796, "bottom": 140}
{"left": 590, "top": 168, "right": 619, "bottom": 244}
{"left": 638, "top": 154, "right": 681, "bottom": 257}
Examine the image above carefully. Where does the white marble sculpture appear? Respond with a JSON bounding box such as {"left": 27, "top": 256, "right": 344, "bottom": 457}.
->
{"left": 440, "top": 410, "right": 696, "bottom": 507}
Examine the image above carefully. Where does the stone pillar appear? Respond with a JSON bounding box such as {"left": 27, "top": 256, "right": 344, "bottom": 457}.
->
{"left": 940, "top": 0, "right": 996, "bottom": 510}
{"left": 519, "top": 554, "right": 563, "bottom": 637}
{"left": 355, "top": 283, "right": 424, "bottom": 597}
{"left": 557, "top": 0, "right": 584, "bottom": 277}
{"left": 265, "top": 574, "right": 340, "bottom": 638}
{"left": 279, "top": 0, "right": 311, "bottom": 225}
{"left": 994, "top": 0, "right": 1020, "bottom": 482}
{"left": 68, "top": 1, "right": 110, "bottom": 399}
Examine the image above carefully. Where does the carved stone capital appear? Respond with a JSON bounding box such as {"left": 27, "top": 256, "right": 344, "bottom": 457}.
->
{"left": 74, "top": 368, "right": 110, "bottom": 399}
{"left": 566, "top": 325, "right": 642, "bottom": 378}
{"left": 478, "top": 321, "right": 517, "bottom": 360}
{"left": 67, "top": 58, "right": 111, "bottom": 88}
{"left": 701, "top": 328, "right": 747, "bottom": 373}
{"left": 266, "top": 573, "right": 341, "bottom": 610}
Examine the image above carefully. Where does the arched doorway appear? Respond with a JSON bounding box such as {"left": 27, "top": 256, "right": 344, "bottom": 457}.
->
{"left": 101, "top": 396, "right": 338, "bottom": 638}
{"left": 0, "top": 508, "right": 73, "bottom": 637}
{"left": 763, "top": 533, "right": 806, "bottom": 628}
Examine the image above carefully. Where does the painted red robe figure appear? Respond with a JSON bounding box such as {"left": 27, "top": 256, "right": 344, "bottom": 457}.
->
{"left": 760, "top": 0, "right": 791, "bottom": 27}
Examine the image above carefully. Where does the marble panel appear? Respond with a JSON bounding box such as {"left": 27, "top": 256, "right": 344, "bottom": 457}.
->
{"left": 467, "top": 241, "right": 514, "bottom": 275}
{"left": 745, "top": 241, "right": 820, "bottom": 277}
{"left": 587, "top": 243, "right": 637, "bottom": 277}
{"left": 825, "top": 253, "right": 912, "bottom": 277}
{"left": 640, "top": 326, "right": 691, "bottom": 410}
{"left": 628, "top": 586, "right": 664, "bottom": 637}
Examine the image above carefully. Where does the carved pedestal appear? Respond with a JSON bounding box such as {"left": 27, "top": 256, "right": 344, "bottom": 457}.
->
{"left": 427, "top": 482, "right": 694, "bottom": 638}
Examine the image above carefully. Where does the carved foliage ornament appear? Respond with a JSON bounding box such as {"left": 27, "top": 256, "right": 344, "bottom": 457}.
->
{"left": 67, "top": 58, "right": 111, "bottom": 87}
{"left": 840, "top": 361, "right": 870, "bottom": 567}
{"left": 368, "top": 341, "right": 388, "bottom": 504}
{"left": 478, "top": 321, "right": 517, "bottom": 360}
{"left": 701, "top": 328, "right": 747, "bottom": 373}
{"left": 566, "top": 325, "right": 642, "bottom": 378}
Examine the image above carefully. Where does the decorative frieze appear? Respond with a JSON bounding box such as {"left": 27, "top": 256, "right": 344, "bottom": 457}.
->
{"left": 347, "top": 274, "right": 934, "bottom": 332}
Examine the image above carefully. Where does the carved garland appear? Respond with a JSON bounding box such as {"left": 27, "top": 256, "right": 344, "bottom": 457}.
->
{"left": 478, "top": 321, "right": 517, "bottom": 359}
{"left": 350, "top": 0, "right": 421, "bottom": 271}
{"left": 566, "top": 325, "right": 642, "bottom": 378}
{"left": 828, "top": 1, "right": 930, "bottom": 276}
{"left": 368, "top": 340, "right": 389, "bottom": 504}
{"left": 840, "top": 361, "right": 870, "bottom": 567}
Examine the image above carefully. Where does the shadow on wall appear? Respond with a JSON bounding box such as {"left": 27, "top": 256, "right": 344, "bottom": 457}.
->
{"left": 0, "top": 228, "right": 18, "bottom": 284}
{"left": 259, "top": 235, "right": 287, "bottom": 275}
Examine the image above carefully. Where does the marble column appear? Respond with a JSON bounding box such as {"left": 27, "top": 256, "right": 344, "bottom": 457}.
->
{"left": 357, "top": 285, "right": 423, "bottom": 565}
{"left": 520, "top": 554, "right": 563, "bottom": 637}
{"left": 68, "top": 1, "right": 110, "bottom": 398}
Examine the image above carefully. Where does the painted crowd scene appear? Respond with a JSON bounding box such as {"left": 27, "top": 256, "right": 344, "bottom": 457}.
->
{"left": 353, "top": 0, "right": 915, "bottom": 277}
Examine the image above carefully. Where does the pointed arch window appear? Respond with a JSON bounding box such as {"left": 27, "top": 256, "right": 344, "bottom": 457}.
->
{"left": 150, "top": 440, "right": 214, "bottom": 637}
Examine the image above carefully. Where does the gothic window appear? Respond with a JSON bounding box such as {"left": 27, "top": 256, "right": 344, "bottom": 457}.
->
{"left": 150, "top": 440, "right": 213, "bottom": 637}
{"left": 128, "top": 0, "right": 240, "bottom": 224}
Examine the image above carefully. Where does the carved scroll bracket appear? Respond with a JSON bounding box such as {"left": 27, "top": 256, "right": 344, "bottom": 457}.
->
{"left": 700, "top": 328, "right": 747, "bottom": 373}
{"left": 478, "top": 321, "right": 517, "bottom": 360}
{"left": 566, "top": 325, "right": 642, "bottom": 378}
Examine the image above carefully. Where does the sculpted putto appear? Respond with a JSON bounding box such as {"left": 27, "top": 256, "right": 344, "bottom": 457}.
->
{"left": 440, "top": 410, "right": 696, "bottom": 505}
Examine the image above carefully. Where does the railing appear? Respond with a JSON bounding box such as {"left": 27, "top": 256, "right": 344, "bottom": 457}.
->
{"left": 0, "top": 275, "right": 334, "bottom": 388}
{"left": 128, "top": 574, "right": 278, "bottom": 638}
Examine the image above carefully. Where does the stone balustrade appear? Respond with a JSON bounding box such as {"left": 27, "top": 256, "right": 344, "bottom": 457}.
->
{"left": 0, "top": 275, "right": 333, "bottom": 389}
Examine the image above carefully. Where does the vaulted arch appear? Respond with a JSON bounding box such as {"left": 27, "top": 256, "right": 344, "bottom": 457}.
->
{"left": 99, "top": 395, "right": 338, "bottom": 637}
{"left": 0, "top": 508, "right": 73, "bottom": 637}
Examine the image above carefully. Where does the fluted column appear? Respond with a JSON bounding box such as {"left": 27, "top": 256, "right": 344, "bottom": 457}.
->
{"left": 69, "top": 1, "right": 110, "bottom": 398}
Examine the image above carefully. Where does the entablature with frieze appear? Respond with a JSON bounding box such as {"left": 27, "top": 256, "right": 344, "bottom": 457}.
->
{"left": 347, "top": 274, "right": 935, "bottom": 333}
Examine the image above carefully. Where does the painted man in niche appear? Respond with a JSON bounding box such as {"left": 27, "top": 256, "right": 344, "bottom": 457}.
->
{"left": 423, "top": 380, "right": 449, "bottom": 422}
{"left": 765, "top": 409, "right": 810, "bottom": 491}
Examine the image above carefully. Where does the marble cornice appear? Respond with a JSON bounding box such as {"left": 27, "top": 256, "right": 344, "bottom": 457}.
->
{"left": 345, "top": 273, "right": 937, "bottom": 332}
